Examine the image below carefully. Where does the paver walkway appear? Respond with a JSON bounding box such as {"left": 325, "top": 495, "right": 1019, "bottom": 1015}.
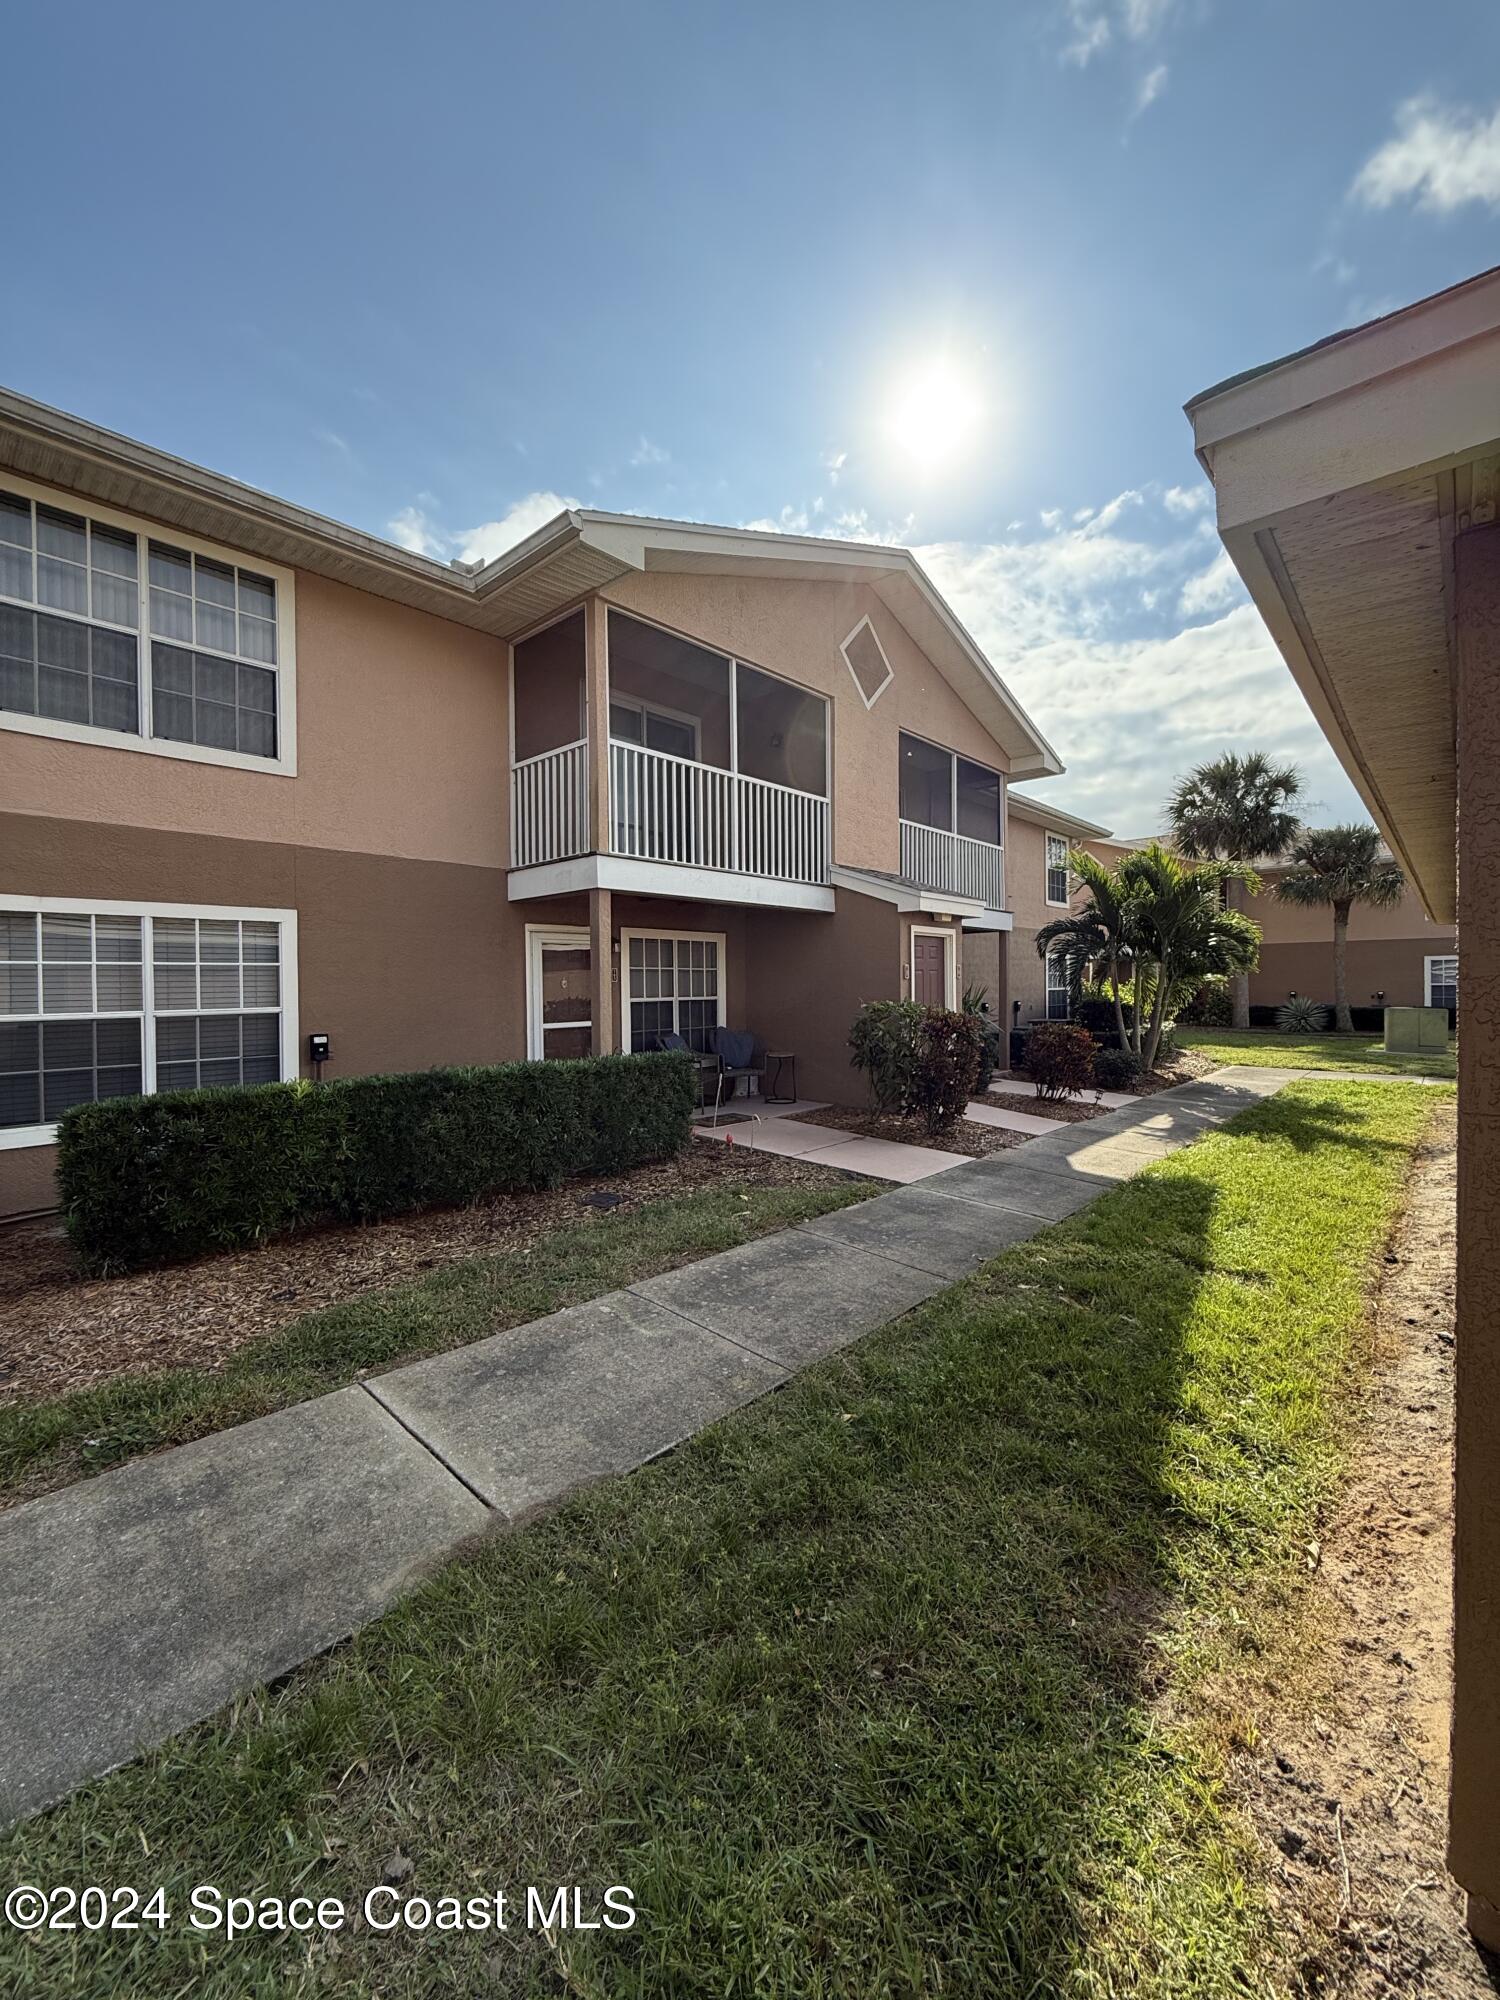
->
{"left": 691, "top": 1097, "right": 968, "bottom": 1181}
{"left": 0, "top": 1067, "right": 1296, "bottom": 1825}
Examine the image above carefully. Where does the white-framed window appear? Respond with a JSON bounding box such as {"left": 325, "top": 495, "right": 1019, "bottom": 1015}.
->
{"left": 0, "top": 897, "right": 298, "bottom": 1149}
{"left": 1045, "top": 833, "right": 1069, "bottom": 906}
{"left": 622, "top": 930, "right": 725, "bottom": 1052}
{"left": 0, "top": 475, "right": 296, "bottom": 775}
{"left": 1425, "top": 954, "right": 1458, "bottom": 1012}
{"left": 1045, "top": 948, "right": 1070, "bottom": 1020}
{"left": 608, "top": 694, "right": 700, "bottom": 762}
{"left": 840, "top": 614, "right": 894, "bottom": 708}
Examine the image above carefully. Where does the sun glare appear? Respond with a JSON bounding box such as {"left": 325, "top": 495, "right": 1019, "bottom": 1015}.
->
{"left": 885, "top": 355, "right": 985, "bottom": 475}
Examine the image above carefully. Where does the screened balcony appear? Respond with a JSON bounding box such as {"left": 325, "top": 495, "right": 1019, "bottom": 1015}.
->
{"left": 898, "top": 731, "right": 1005, "bottom": 908}
{"left": 508, "top": 606, "right": 831, "bottom": 891}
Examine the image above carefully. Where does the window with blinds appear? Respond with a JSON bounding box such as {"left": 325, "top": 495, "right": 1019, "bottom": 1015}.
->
{"left": 0, "top": 483, "right": 289, "bottom": 767}
{"left": 1046, "top": 833, "right": 1069, "bottom": 906}
{"left": 0, "top": 906, "right": 286, "bottom": 1137}
{"left": 625, "top": 934, "right": 722, "bottom": 1052}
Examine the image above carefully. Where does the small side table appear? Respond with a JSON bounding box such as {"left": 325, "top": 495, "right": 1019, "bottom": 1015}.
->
{"left": 765, "top": 1051, "right": 797, "bottom": 1103}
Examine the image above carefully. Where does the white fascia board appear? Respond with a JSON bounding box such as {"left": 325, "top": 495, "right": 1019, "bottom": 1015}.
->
{"left": 508, "top": 854, "right": 835, "bottom": 912}
{"left": 831, "top": 868, "right": 988, "bottom": 920}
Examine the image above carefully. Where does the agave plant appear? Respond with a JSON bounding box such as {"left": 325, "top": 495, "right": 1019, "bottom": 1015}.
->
{"left": 1275, "top": 995, "right": 1329, "bottom": 1033}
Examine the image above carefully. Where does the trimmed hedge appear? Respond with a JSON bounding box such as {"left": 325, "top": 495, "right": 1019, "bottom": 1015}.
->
{"left": 57, "top": 1051, "right": 696, "bottom": 1274}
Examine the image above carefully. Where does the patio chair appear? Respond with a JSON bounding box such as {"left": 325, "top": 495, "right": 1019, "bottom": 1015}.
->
{"left": 659, "top": 1032, "right": 719, "bottom": 1108}
{"left": 710, "top": 1027, "right": 767, "bottom": 1122}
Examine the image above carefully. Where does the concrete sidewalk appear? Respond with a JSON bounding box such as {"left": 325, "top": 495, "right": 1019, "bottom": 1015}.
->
{"left": 0, "top": 1067, "right": 1293, "bottom": 1825}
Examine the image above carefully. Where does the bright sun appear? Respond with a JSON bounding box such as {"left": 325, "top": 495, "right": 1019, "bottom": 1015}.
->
{"left": 885, "top": 355, "right": 984, "bottom": 475}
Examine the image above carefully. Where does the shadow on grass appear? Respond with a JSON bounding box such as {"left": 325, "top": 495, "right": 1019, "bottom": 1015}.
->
{"left": 2, "top": 1179, "right": 1235, "bottom": 1999}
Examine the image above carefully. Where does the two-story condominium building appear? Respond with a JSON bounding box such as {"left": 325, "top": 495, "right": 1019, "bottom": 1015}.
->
{"left": 0, "top": 388, "right": 1085, "bottom": 1220}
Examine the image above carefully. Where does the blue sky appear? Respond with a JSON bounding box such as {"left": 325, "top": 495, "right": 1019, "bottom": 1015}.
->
{"left": 6, "top": 0, "right": 1499, "bottom": 834}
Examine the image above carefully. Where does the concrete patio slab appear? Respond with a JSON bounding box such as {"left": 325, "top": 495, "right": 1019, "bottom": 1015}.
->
{"left": 962, "top": 1098, "right": 1062, "bottom": 1136}
{"left": 692, "top": 1116, "right": 857, "bottom": 1159}
{"left": 798, "top": 1134, "right": 969, "bottom": 1181}
{"left": 369, "top": 1293, "right": 784, "bottom": 1521}
{"left": 929, "top": 1155, "right": 1113, "bottom": 1220}
{"left": 0, "top": 1388, "right": 490, "bottom": 1825}
{"left": 628, "top": 1227, "right": 943, "bottom": 1367}
{"left": 798, "top": 1184, "right": 1043, "bottom": 1280}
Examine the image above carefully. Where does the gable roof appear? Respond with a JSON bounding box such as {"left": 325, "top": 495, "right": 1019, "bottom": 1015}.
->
{"left": 1005, "top": 789, "right": 1111, "bottom": 839}
{"left": 0, "top": 387, "right": 1063, "bottom": 777}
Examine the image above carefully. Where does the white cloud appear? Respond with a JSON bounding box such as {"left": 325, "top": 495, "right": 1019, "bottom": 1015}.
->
{"left": 1178, "top": 547, "right": 1242, "bottom": 616}
{"left": 1133, "top": 63, "right": 1169, "bottom": 117}
{"left": 1162, "top": 482, "right": 1210, "bottom": 516}
{"left": 822, "top": 448, "right": 848, "bottom": 485}
{"left": 387, "top": 505, "right": 445, "bottom": 557}
{"left": 386, "top": 491, "right": 576, "bottom": 565}
{"left": 629, "top": 436, "right": 669, "bottom": 467}
{"left": 1059, "top": 0, "right": 1174, "bottom": 65}
{"left": 1352, "top": 94, "right": 1500, "bottom": 214}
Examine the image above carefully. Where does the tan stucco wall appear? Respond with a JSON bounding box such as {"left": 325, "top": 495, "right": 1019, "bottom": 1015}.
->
{"left": 1006, "top": 815, "right": 1074, "bottom": 932}
{"left": 600, "top": 573, "right": 1013, "bottom": 876}
{"left": 1, "top": 570, "right": 509, "bottom": 868}
{"left": 1227, "top": 875, "right": 1456, "bottom": 1008}
{"left": 1451, "top": 521, "right": 1499, "bottom": 1917}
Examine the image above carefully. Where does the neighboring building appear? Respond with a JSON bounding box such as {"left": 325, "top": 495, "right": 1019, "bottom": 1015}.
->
{"left": 1186, "top": 263, "right": 1496, "bottom": 1951}
{"left": 995, "top": 792, "right": 1112, "bottom": 1024}
{"left": 1233, "top": 861, "right": 1456, "bottom": 1017}
{"left": 0, "top": 386, "right": 1107, "bottom": 1219}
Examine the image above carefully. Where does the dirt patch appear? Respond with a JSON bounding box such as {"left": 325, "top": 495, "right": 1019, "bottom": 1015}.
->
{"left": 1237, "top": 1099, "right": 1495, "bottom": 1997}
{"left": 0, "top": 1144, "right": 857, "bottom": 1409}
{"left": 787, "top": 1105, "right": 1027, "bottom": 1159}
{"left": 1130, "top": 1049, "right": 1219, "bottom": 1094}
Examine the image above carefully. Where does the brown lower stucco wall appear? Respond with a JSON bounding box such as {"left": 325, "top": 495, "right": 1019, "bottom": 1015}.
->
{"left": 1451, "top": 522, "right": 1500, "bottom": 1926}
{"left": 1251, "top": 936, "right": 1456, "bottom": 1009}
{"left": 742, "top": 892, "right": 901, "bottom": 1105}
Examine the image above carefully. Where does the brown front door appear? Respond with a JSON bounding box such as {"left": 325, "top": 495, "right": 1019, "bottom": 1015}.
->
{"left": 912, "top": 930, "right": 948, "bottom": 1009}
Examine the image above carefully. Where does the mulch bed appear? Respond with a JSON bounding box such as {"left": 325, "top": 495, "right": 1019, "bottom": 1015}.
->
{"left": 0, "top": 1144, "right": 854, "bottom": 1410}
{"left": 981, "top": 1091, "right": 1110, "bottom": 1124}
{"left": 787, "top": 1106, "right": 1027, "bottom": 1159}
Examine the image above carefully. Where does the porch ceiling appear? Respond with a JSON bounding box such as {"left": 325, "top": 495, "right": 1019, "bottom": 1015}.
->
{"left": 1187, "top": 265, "right": 1500, "bottom": 924}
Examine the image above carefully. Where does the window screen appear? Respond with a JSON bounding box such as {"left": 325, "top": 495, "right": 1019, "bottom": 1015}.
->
{"left": 1046, "top": 834, "right": 1069, "bottom": 904}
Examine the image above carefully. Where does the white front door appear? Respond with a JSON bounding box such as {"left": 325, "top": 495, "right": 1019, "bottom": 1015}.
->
{"left": 526, "top": 926, "right": 592, "bottom": 1059}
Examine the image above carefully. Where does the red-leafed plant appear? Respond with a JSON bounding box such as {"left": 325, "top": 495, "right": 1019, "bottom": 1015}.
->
{"left": 1024, "top": 1022, "right": 1096, "bottom": 1102}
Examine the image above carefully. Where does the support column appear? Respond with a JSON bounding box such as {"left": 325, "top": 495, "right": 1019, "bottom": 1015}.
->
{"left": 584, "top": 596, "right": 610, "bottom": 859}
{"left": 1452, "top": 520, "right": 1500, "bottom": 1947}
{"left": 589, "top": 886, "right": 615, "bottom": 1057}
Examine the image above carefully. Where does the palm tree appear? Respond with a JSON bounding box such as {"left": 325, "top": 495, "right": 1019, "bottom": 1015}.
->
{"left": 1038, "top": 844, "right": 1260, "bottom": 1068}
{"left": 1117, "top": 844, "right": 1261, "bottom": 1068}
{"left": 1273, "top": 825, "right": 1405, "bottom": 1032}
{"left": 1036, "top": 848, "right": 1139, "bottom": 1053}
{"left": 1168, "top": 751, "right": 1304, "bottom": 1028}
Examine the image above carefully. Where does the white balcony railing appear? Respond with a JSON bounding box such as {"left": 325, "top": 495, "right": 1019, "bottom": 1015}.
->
{"left": 611, "top": 740, "right": 830, "bottom": 886}
{"left": 900, "top": 818, "right": 1004, "bottom": 908}
{"left": 511, "top": 739, "right": 589, "bottom": 869}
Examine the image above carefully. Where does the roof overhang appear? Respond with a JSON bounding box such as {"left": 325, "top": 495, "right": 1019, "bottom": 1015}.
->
{"left": 832, "top": 866, "right": 990, "bottom": 920}
{"left": 0, "top": 390, "right": 1063, "bottom": 775}
{"left": 1005, "top": 789, "right": 1112, "bottom": 840}
{"left": 1184, "top": 264, "right": 1500, "bottom": 923}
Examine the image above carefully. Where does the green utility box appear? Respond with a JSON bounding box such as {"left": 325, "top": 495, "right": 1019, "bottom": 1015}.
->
{"left": 1384, "top": 1005, "right": 1449, "bottom": 1052}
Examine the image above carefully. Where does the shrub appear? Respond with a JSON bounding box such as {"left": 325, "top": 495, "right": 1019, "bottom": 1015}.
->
{"left": 1023, "top": 1022, "right": 1096, "bottom": 1101}
{"left": 849, "top": 1000, "right": 924, "bottom": 1114}
{"left": 1092, "top": 1046, "right": 1142, "bottom": 1090}
{"left": 1076, "top": 989, "right": 1136, "bottom": 1039}
{"left": 1175, "top": 978, "right": 1234, "bottom": 1028}
{"left": 911, "top": 1009, "right": 985, "bottom": 1134}
{"left": 1276, "top": 996, "right": 1330, "bottom": 1033}
{"left": 57, "top": 1051, "right": 696, "bottom": 1274}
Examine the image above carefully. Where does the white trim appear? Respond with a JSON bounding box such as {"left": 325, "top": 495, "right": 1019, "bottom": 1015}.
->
{"left": 0, "top": 469, "right": 297, "bottom": 776}
{"left": 0, "top": 895, "right": 298, "bottom": 1150}
{"left": 831, "top": 866, "right": 986, "bottom": 919}
{"left": 839, "top": 613, "right": 894, "bottom": 709}
{"left": 619, "top": 928, "right": 728, "bottom": 1053}
{"left": 509, "top": 852, "right": 836, "bottom": 913}
{"left": 960, "top": 909, "right": 1014, "bottom": 932}
{"left": 909, "top": 923, "right": 957, "bottom": 1010}
{"left": 1424, "top": 953, "right": 1458, "bottom": 1009}
{"left": 1044, "top": 944, "right": 1071, "bottom": 1020}
{"left": 524, "top": 924, "right": 591, "bottom": 1060}
{"left": 1045, "top": 831, "right": 1070, "bottom": 908}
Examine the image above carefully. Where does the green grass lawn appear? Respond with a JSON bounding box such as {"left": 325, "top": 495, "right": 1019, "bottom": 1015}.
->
{"left": 2, "top": 1081, "right": 1444, "bottom": 1999}
{"left": 1176, "top": 1024, "right": 1455, "bottom": 1078}
{"left": 0, "top": 1178, "right": 872, "bottom": 1508}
